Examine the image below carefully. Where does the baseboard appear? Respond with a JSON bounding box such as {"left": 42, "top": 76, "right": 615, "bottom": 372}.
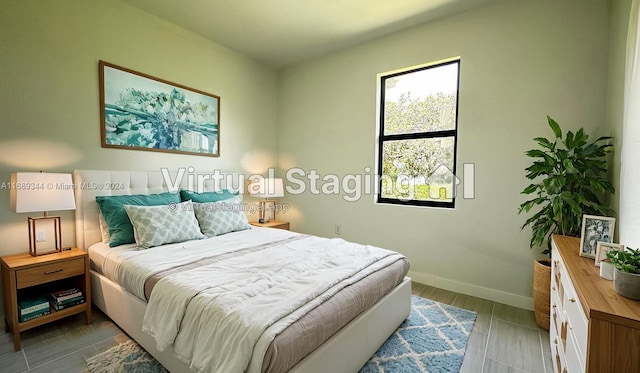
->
{"left": 408, "top": 270, "right": 534, "bottom": 311}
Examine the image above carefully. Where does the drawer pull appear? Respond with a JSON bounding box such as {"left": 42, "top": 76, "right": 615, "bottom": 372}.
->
{"left": 553, "top": 338, "right": 558, "bottom": 345}
{"left": 552, "top": 286, "right": 556, "bottom": 291}
{"left": 569, "top": 297, "right": 576, "bottom": 303}
{"left": 44, "top": 269, "right": 63, "bottom": 275}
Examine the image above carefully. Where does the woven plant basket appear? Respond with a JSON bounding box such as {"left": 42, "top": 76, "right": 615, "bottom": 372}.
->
{"left": 533, "top": 259, "right": 551, "bottom": 331}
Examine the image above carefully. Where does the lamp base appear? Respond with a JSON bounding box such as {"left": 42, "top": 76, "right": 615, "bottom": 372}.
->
{"left": 28, "top": 216, "right": 62, "bottom": 256}
{"left": 259, "top": 200, "right": 276, "bottom": 223}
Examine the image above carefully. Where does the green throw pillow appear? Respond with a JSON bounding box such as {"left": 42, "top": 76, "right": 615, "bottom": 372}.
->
{"left": 95, "top": 192, "right": 181, "bottom": 247}
{"left": 179, "top": 189, "right": 238, "bottom": 203}
{"left": 124, "top": 201, "right": 205, "bottom": 248}
{"left": 193, "top": 195, "right": 251, "bottom": 237}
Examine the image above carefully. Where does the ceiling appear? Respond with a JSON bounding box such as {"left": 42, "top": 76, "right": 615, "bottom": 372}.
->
{"left": 122, "top": 0, "right": 497, "bottom": 68}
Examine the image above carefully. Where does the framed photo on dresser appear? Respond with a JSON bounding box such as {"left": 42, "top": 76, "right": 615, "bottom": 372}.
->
{"left": 595, "top": 242, "right": 624, "bottom": 267}
{"left": 579, "top": 215, "right": 615, "bottom": 259}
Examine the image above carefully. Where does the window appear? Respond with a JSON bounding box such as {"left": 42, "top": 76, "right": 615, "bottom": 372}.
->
{"left": 376, "top": 58, "right": 460, "bottom": 208}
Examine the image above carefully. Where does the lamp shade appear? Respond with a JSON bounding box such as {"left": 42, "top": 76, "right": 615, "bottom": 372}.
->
{"left": 10, "top": 172, "right": 76, "bottom": 213}
{"left": 250, "top": 178, "right": 284, "bottom": 198}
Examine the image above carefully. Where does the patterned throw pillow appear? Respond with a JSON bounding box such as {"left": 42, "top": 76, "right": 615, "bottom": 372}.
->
{"left": 96, "top": 192, "right": 181, "bottom": 247}
{"left": 123, "top": 201, "right": 205, "bottom": 248}
{"left": 193, "top": 195, "right": 251, "bottom": 237}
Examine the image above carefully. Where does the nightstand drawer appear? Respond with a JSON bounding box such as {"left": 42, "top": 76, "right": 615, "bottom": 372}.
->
{"left": 16, "top": 258, "right": 85, "bottom": 289}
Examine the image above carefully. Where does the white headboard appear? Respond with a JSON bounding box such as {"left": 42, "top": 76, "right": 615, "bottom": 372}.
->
{"left": 73, "top": 169, "right": 237, "bottom": 250}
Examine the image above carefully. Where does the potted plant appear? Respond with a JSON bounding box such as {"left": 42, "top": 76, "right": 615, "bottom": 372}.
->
{"left": 518, "top": 116, "right": 615, "bottom": 330}
{"left": 607, "top": 248, "right": 640, "bottom": 300}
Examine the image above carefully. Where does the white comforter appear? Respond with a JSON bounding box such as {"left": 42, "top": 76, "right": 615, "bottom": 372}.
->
{"left": 99, "top": 228, "right": 297, "bottom": 300}
{"left": 97, "top": 228, "right": 405, "bottom": 373}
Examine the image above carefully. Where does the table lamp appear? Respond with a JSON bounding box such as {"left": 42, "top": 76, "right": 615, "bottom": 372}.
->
{"left": 251, "top": 178, "right": 284, "bottom": 223}
{"left": 10, "top": 172, "right": 76, "bottom": 256}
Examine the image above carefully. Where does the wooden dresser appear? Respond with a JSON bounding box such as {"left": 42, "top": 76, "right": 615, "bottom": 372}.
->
{"left": 550, "top": 235, "right": 640, "bottom": 372}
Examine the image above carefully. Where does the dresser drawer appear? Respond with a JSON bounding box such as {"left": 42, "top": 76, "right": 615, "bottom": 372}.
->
{"left": 561, "top": 266, "right": 588, "bottom": 360}
{"left": 565, "top": 329, "right": 585, "bottom": 372}
{"left": 551, "top": 275, "right": 563, "bottom": 332}
{"left": 16, "top": 257, "right": 85, "bottom": 288}
{"left": 554, "top": 342, "right": 566, "bottom": 373}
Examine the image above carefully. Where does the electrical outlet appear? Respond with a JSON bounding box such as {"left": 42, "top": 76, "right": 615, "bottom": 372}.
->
{"left": 335, "top": 224, "right": 342, "bottom": 235}
{"left": 37, "top": 230, "right": 46, "bottom": 242}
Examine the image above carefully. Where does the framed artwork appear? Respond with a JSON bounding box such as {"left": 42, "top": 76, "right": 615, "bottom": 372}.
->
{"left": 595, "top": 242, "right": 624, "bottom": 267}
{"left": 579, "top": 215, "right": 616, "bottom": 259}
{"left": 99, "top": 61, "right": 220, "bottom": 157}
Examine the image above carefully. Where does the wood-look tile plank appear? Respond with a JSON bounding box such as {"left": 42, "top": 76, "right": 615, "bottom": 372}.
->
{"left": 0, "top": 349, "right": 28, "bottom": 373}
{"left": 483, "top": 358, "right": 529, "bottom": 372}
{"left": 540, "top": 330, "right": 553, "bottom": 373}
{"left": 492, "top": 302, "right": 538, "bottom": 330}
{"left": 411, "top": 281, "right": 428, "bottom": 295}
{"left": 23, "top": 320, "right": 122, "bottom": 368}
{"left": 88, "top": 333, "right": 132, "bottom": 358}
{"left": 20, "top": 310, "right": 113, "bottom": 348}
{"left": 485, "top": 319, "right": 545, "bottom": 372}
{"left": 459, "top": 330, "right": 489, "bottom": 373}
{"left": 0, "top": 327, "right": 22, "bottom": 357}
{"left": 543, "top": 353, "right": 553, "bottom": 373}
{"left": 27, "top": 346, "right": 96, "bottom": 373}
{"left": 417, "top": 285, "right": 458, "bottom": 305}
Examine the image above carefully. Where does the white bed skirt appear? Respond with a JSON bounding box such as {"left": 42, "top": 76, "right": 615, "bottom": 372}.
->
{"left": 91, "top": 270, "right": 411, "bottom": 373}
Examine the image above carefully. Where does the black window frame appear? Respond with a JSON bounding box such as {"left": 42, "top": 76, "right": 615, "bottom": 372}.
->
{"left": 376, "top": 59, "right": 460, "bottom": 209}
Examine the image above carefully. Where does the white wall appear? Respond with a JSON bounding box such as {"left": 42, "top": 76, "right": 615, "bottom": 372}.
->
{"left": 0, "top": 0, "right": 279, "bottom": 256}
{"left": 607, "top": 0, "right": 633, "bottom": 228}
{"left": 277, "top": 0, "right": 611, "bottom": 308}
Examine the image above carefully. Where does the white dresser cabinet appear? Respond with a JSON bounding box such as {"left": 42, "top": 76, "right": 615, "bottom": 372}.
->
{"left": 550, "top": 235, "right": 640, "bottom": 373}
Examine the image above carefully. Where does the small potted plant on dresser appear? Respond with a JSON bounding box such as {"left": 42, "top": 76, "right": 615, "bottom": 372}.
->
{"left": 518, "top": 116, "right": 615, "bottom": 330}
{"left": 607, "top": 248, "right": 640, "bottom": 300}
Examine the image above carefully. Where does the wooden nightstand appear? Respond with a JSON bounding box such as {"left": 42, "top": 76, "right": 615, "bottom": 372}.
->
{"left": 250, "top": 220, "right": 290, "bottom": 230}
{"left": 1, "top": 248, "right": 92, "bottom": 350}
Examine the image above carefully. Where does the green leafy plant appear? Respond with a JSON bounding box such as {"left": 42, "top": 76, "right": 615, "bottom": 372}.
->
{"left": 518, "top": 116, "right": 615, "bottom": 256}
{"left": 607, "top": 248, "right": 640, "bottom": 274}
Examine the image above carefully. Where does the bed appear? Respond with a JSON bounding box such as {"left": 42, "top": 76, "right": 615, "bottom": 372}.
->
{"left": 74, "top": 169, "right": 411, "bottom": 373}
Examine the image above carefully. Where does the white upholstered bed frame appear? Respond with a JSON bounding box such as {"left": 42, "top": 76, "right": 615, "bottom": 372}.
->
{"left": 74, "top": 169, "right": 411, "bottom": 373}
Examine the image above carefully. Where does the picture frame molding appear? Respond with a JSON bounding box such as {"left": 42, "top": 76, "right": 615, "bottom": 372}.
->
{"left": 99, "top": 60, "right": 220, "bottom": 157}
{"left": 579, "top": 214, "right": 616, "bottom": 259}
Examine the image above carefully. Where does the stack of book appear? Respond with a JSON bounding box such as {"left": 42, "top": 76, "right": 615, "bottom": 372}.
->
{"left": 18, "top": 296, "right": 51, "bottom": 322}
{"left": 49, "top": 287, "right": 85, "bottom": 311}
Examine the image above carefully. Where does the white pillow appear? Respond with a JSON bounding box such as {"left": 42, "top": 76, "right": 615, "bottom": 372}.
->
{"left": 123, "top": 201, "right": 205, "bottom": 248}
{"left": 194, "top": 195, "right": 251, "bottom": 237}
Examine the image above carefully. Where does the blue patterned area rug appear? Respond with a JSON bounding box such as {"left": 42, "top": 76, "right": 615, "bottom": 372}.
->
{"left": 360, "top": 295, "right": 477, "bottom": 373}
{"left": 86, "top": 296, "right": 475, "bottom": 373}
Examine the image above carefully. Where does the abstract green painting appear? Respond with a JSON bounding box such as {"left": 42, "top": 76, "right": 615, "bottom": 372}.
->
{"left": 99, "top": 61, "right": 220, "bottom": 157}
